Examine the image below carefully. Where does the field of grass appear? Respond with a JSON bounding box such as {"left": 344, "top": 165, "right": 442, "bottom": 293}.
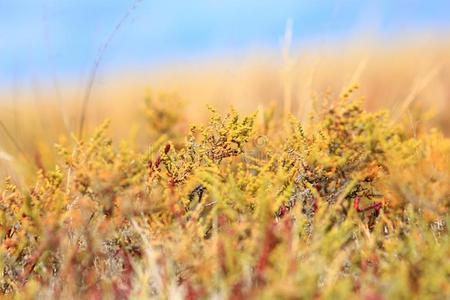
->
{"left": 0, "top": 40, "right": 449, "bottom": 299}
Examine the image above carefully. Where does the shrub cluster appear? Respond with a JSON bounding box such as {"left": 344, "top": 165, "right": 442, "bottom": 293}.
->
{"left": 0, "top": 92, "right": 449, "bottom": 299}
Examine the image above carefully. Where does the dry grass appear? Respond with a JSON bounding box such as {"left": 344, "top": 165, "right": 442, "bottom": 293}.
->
{"left": 0, "top": 38, "right": 449, "bottom": 299}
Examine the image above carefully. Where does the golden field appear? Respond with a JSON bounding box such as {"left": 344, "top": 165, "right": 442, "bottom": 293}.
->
{"left": 0, "top": 38, "right": 449, "bottom": 299}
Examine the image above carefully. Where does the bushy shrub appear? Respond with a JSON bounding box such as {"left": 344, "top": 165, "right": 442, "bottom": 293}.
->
{"left": 0, "top": 94, "right": 448, "bottom": 299}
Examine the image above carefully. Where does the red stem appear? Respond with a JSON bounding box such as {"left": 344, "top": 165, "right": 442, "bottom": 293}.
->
{"left": 354, "top": 197, "right": 381, "bottom": 213}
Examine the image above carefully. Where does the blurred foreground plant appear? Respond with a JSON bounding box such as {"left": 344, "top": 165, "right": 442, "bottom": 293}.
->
{"left": 0, "top": 94, "right": 448, "bottom": 299}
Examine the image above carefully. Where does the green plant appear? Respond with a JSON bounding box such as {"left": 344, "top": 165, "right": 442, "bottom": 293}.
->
{"left": 0, "top": 96, "right": 448, "bottom": 299}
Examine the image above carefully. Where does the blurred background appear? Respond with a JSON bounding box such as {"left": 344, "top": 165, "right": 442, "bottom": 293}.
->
{"left": 1, "top": 0, "right": 450, "bottom": 84}
{"left": 1, "top": 0, "right": 450, "bottom": 177}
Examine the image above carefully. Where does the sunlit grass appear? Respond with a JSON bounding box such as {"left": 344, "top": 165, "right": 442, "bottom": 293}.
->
{"left": 0, "top": 40, "right": 449, "bottom": 299}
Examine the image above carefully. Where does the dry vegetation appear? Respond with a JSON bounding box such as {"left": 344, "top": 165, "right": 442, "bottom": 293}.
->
{"left": 0, "top": 40, "right": 449, "bottom": 299}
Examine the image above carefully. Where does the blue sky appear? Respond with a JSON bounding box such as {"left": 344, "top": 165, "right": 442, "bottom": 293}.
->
{"left": 1, "top": 0, "right": 449, "bottom": 87}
